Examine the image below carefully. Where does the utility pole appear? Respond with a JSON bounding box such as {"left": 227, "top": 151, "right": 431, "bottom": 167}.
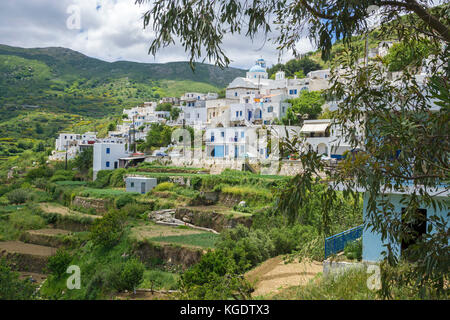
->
{"left": 65, "top": 141, "right": 68, "bottom": 170}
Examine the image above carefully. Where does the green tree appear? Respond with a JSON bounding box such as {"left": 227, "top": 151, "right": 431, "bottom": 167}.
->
{"left": 141, "top": 123, "right": 173, "bottom": 151}
{"left": 156, "top": 102, "right": 173, "bottom": 112}
{"left": 283, "top": 91, "right": 325, "bottom": 124}
{"left": 90, "top": 210, "right": 127, "bottom": 247}
{"left": 46, "top": 249, "right": 72, "bottom": 279}
{"left": 120, "top": 258, "right": 145, "bottom": 293}
{"left": 267, "top": 57, "right": 322, "bottom": 79}
{"left": 384, "top": 39, "right": 438, "bottom": 72}
{"left": 74, "top": 147, "right": 93, "bottom": 174}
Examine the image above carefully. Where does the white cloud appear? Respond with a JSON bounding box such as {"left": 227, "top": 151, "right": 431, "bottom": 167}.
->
{"left": 0, "top": 0, "right": 315, "bottom": 69}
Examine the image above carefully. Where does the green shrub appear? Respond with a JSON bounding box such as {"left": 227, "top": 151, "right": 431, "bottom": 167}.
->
{"left": 119, "top": 258, "right": 145, "bottom": 292}
{"left": 90, "top": 210, "right": 127, "bottom": 247}
{"left": 115, "top": 193, "right": 135, "bottom": 209}
{"left": 110, "top": 169, "right": 127, "bottom": 187}
{"left": 9, "top": 210, "right": 46, "bottom": 230}
{"left": 34, "top": 177, "right": 49, "bottom": 189}
{"left": 0, "top": 258, "right": 37, "bottom": 300}
{"left": 102, "top": 259, "right": 145, "bottom": 293}
{"left": 25, "top": 166, "right": 53, "bottom": 181}
{"left": 121, "top": 202, "right": 149, "bottom": 218}
{"left": 344, "top": 238, "right": 362, "bottom": 261}
{"left": 46, "top": 249, "right": 73, "bottom": 278}
{"left": 6, "top": 189, "right": 29, "bottom": 204}
{"left": 153, "top": 182, "right": 175, "bottom": 192}
{"left": 93, "top": 170, "right": 113, "bottom": 188}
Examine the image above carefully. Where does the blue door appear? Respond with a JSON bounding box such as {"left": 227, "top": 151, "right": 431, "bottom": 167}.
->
{"left": 234, "top": 146, "right": 238, "bottom": 158}
{"left": 248, "top": 111, "right": 252, "bottom": 120}
{"left": 214, "top": 146, "right": 224, "bottom": 158}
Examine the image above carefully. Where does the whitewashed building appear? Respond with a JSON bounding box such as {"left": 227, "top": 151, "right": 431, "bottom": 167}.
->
{"left": 93, "top": 142, "right": 129, "bottom": 180}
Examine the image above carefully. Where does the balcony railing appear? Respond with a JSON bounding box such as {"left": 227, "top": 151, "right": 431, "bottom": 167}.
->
{"left": 324, "top": 225, "right": 363, "bottom": 259}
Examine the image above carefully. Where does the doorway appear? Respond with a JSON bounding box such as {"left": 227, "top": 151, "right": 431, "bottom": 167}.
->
{"left": 401, "top": 208, "right": 427, "bottom": 255}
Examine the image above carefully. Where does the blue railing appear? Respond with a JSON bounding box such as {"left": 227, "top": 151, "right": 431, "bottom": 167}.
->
{"left": 324, "top": 225, "right": 363, "bottom": 259}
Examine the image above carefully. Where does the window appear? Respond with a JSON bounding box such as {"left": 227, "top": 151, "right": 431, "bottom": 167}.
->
{"left": 241, "top": 131, "right": 244, "bottom": 138}
{"left": 268, "top": 106, "right": 273, "bottom": 113}
{"left": 245, "top": 99, "right": 249, "bottom": 103}
{"left": 221, "top": 131, "right": 225, "bottom": 137}
{"left": 131, "top": 182, "right": 134, "bottom": 188}
{"left": 294, "top": 89, "right": 298, "bottom": 95}
{"left": 235, "top": 92, "right": 238, "bottom": 97}
{"left": 239, "top": 111, "right": 242, "bottom": 116}
{"left": 106, "top": 161, "right": 110, "bottom": 168}
{"left": 240, "top": 145, "right": 244, "bottom": 153}
{"left": 106, "top": 148, "right": 110, "bottom": 154}
{"left": 236, "top": 111, "right": 239, "bottom": 117}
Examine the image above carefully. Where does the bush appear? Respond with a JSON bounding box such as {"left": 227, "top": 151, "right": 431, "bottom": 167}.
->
{"left": 34, "top": 177, "right": 49, "bottom": 189}
{"left": 46, "top": 249, "right": 72, "bottom": 278}
{"left": 9, "top": 210, "right": 46, "bottom": 230}
{"left": 0, "top": 258, "right": 36, "bottom": 300}
{"left": 344, "top": 238, "right": 362, "bottom": 261}
{"left": 110, "top": 169, "right": 127, "bottom": 187}
{"left": 153, "top": 182, "right": 175, "bottom": 192}
{"left": 120, "top": 258, "right": 145, "bottom": 292}
{"left": 103, "top": 259, "right": 145, "bottom": 293}
{"left": 120, "top": 202, "right": 148, "bottom": 218}
{"left": 115, "top": 193, "right": 135, "bottom": 209}
{"left": 6, "top": 189, "right": 29, "bottom": 204}
{"left": 90, "top": 210, "right": 127, "bottom": 247}
{"left": 25, "top": 166, "right": 53, "bottom": 181}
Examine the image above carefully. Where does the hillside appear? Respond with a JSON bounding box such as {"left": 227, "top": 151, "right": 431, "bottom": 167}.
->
{"left": 0, "top": 44, "right": 245, "bottom": 118}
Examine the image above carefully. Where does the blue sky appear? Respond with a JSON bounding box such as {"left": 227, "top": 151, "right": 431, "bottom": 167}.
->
{"left": 0, "top": 0, "right": 315, "bottom": 70}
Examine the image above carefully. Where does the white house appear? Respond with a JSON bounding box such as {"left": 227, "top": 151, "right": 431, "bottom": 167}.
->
{"left": 93, "top": 142, "right": 129, "bottom": 180}
{"left": 55, "top": 133, "right": 80, "bottom": 151}
{"left": 126, "top": 176, "right": 157, "bottom": 194}
{"left": 300, "top": 119, "right": 354, "bottom": 159}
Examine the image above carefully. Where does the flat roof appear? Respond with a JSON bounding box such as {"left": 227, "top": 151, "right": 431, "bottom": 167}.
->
{"left": 119, "top": 156, "right": 147, "bottom": 160}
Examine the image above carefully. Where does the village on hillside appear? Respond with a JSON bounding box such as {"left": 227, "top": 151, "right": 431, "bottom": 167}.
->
{"left": 0, "top": 0, "right": 447, "bottom": 304}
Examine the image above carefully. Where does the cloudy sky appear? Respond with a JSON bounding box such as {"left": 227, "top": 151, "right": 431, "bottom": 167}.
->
{"left": 0, "top": 0, "right": 316, "bottom": 70}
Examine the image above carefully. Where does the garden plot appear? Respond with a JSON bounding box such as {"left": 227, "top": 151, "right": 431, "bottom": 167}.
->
{"left": 39, "top": 203, "right": 101, "bottom": 219}
{"left": 0, "top": 241, "right": 57, "bottom": 256}
{"left": 131, "top": 223, "right": 219, "bottom": 249}
{"left": 20, "top": 228, "right": 72, "bottom": 247}
{"left": 0, "top": 241, "right": 57, "bottom": 273}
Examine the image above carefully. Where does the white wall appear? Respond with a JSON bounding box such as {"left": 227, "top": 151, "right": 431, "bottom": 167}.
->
{"left": 93, "top": 143, "right": 129, "bottom": 180}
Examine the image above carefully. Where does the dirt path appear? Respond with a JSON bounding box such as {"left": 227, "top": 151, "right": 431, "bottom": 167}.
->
{"left": 0, "top": 241, "right": 57, "bottom": 256}
{"left": 26, "top": 228, "right": 72, "bottom": 236}
{"left": 245, "top": 256, "right": 323, "bottom": 298}
{"left": 39, "top": 203, "right": 100, "bottom": 219}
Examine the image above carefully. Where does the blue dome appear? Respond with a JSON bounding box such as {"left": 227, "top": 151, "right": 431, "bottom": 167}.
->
{"left": 249, "top": 65, "right": 266, "bottom": 72}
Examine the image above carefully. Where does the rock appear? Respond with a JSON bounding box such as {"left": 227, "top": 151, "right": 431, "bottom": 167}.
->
{"left": 238, "top": 201, "right": 247, "bottom": 207}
